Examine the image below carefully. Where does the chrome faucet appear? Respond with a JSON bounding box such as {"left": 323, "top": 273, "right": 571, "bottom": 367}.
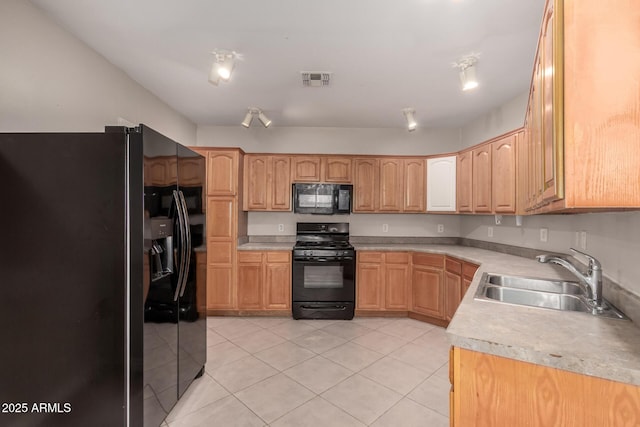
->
{"left": 536, "top": 248, "right": 603, "bottom": 308}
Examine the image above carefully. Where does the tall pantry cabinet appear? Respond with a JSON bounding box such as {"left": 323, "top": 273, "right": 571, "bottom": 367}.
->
{"left": 193, "top": 148, "right": 247, "bottom": 313}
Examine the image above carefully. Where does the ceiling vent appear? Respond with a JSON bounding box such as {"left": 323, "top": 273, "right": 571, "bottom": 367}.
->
{"left": 301, "top": 72, "right": 331, "bottom": 87}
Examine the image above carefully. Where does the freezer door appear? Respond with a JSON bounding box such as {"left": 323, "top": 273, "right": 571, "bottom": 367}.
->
{"left": 176, "top": 144, "right": 207, "bottom": 397}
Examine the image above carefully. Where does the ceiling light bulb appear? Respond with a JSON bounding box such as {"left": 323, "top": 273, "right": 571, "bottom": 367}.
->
{"left": 402, "top": 108, "right": 417, "bottom": 132}
{"left": 460, "top": 64, "right": 478, "bottom": 91}
{"left": 258, "top": 110, "right": 272, "bottom": 128}
{"left": 241, "top": 109, "right": 254, "bottom": 128}
{"left": 217, "top": 56, "right": 234, "bottom": 80}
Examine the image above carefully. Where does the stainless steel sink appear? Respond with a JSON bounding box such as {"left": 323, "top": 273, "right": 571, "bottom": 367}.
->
{"left": 475, "top": 273, "right": 627, "bottom": 320}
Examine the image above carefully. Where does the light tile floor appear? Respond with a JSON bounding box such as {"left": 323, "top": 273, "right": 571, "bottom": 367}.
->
{"left": 165, "top": 316, "right": 450, "bottom": 427}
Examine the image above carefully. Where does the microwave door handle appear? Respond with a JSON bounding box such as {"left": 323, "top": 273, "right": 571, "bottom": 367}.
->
{"left": 172, "top": 190, "right": 187, "bottom": 302}
{"left": 178, "top": 190, "right": 192, "bottom": 298}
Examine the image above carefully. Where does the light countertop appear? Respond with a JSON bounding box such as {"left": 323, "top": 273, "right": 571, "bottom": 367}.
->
{"left": 235, "top": 241, "right": 640, "bottom": 385}
{"left": 352, "top": 243, "right": 640, "bottom": 386}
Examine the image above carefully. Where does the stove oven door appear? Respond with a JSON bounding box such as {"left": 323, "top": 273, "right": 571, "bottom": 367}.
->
{"left": 291, "top": 257, "right": 355, "bottom": 319}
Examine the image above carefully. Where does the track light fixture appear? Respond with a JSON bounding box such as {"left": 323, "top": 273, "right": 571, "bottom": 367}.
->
{"left": 241, "top": 108, "right": 271, "bottom": 128}
{"left": 455, "top": 56, "right": 479, "bottom": 91}
{"left": 209, "top": 50, "right": 237, "bottom": 86}
{"left": 402, "top": 108, "right": 417, "bottom": 132}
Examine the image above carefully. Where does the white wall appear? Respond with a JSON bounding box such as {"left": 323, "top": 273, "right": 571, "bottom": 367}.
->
{"left": 460, "top": 213, "right": 640, "bottom": 297}
{"left": 0, "top": 0, "right": 196, "bottom": 144}
{"left": 460, "top": 92, "right": 528, "bottom": 148}
{"left": 197, "top": 126, "right": 461, "bottom": 156}
{"left": 248, "top": 212, "right": 461, "bottom": 238}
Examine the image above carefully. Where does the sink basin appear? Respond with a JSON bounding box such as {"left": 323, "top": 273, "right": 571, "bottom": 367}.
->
{"left": 475, "top": 273, "right": 627, "bottom": 320}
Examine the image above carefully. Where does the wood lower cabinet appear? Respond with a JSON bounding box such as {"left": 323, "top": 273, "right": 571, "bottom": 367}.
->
{"left": 356, "top": 251, "right": 409, "bottom": 311}
{"left": 237, "top": 251, "right": 291, "bottom": 312}
{"left": 195, "top": 251, "right": 207, "bottom": 316}
{"left": 411, "top": 253, "right": 445, "bottom": 319}
{"left": 444, "top": 257, "right": 462, "bottom": 322}
{"left": 450, "top": 346, "right": 640, "bottom": 427}
{"left": 462, "top": 261, "right": 479, "bottom": 296}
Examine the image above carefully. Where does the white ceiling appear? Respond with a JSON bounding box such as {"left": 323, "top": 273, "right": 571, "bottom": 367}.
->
{"left": 31, "top": 0, "right": 544, "bottom": 130}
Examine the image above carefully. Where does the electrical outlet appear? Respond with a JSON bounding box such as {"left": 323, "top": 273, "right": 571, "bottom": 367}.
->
{"left": 278, "top": 224, "right": 284, "bottom": 232}
{"left": 540, "top": 228, "right": 548, "bottom": 242}
{"left": 437, "top": 224, "right": 444, "bottom": 233}
{"left": 487, "top": 226, "right": 494, "bottom": 238}
{"left": 382, "top": 224, "right": 389, "bottom": 233}
{"left": 580, "top": 231, "right": 587, "bottom": 249}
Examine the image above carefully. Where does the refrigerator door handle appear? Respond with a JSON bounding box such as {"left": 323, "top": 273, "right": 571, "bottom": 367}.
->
{"left": 178, "top": 190, "right": 192, "bottom": 298}
{"left": 172, "top": 190, "right": 187, "bottom": 302}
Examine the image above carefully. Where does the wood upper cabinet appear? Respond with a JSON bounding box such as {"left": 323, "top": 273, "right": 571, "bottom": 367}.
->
{"left": 427, "top": 155, "right": 457, "bottom": 212}
{"left": 492, "top": 134, "right": 517, "bottom": 213}
{"left": 323, "top": 157, "right": 352, "bottom": 183}
{"left": 237, "top": 251, "right": 291, "bottom": 311}
{"left": 403, "top": 158, "right": 426, "bottom": 212}
{"left": 207, "top": 150, "right": 239, "bottom": 195}
{"left": 472, "top": 145, "right": 492, "bottom": 213}
{"left": 379, "top": 159, "right": 404, "bottom": 211}
{"left": 411, "top": 253, "right": 445, "bottom": 319}
{"left": 451, "top": 347, "right": 640, "bottom": 427}
{"left": 356, "top": 251, "right": 409, "bottom": 311}
{"left": 291, "top": 156, "right": 321, "bottom": 182}
{"left": 520, "top": 0, "right": 640, "bottom": 212}
{"left": 354, "top": 158, "right": 425, "bottom": 213}
{"left": 353, "top": 158, "right": 379, "bottom": 212}
{"left": 243, "top": 155, "right": 291, "bottom": 211}
{"left": 270, "top": 156, "right": 291, "bottom": 211}
{"left": 457, "top": 151, "right": 473, "bottom": 213}
{"left": 291, "top": 155, "right": 353, "bottom": 183}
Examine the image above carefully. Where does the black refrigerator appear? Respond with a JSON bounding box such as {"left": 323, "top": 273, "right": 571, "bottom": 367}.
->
{"left": 0, "top": 124, "right": 207, "bottom": 427}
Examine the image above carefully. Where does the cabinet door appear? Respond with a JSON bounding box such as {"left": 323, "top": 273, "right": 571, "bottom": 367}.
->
{"left": 244, "top": 155, "right": 269, "bottom": 210}
{"left": 353, "top": 159, "right": 379, "bottom": 212}
{"left": 385, "top": 262, "right": 409, "bottom": 310}
{"left": 264, "top": 255, "right": 291, "bottom": 310}
{"left": 411, "top": 265, "right": 444, "bottom": 319}
{"left": 206, "top": 265, "right": 234, "bottom": 309}
{"left": 472, "top": 146, "right": 492, "bottom": 213}
{"left": 356, "top": 254, "right": 384, "bottom": 310}
{"left": 237, "top": 262, "right": 263, "bottom": 309}
{"left": 404, "top": 158, "right": 426, "bottom": 212}
{"left": 270, "top": 156, "right": 291, "bottom": 211}
{"left": 291, "top": 156, "right": 321, "bottom": 182}
{"left": 207, "top": 197, "right": 235, "bottom": 240}
{"left": 207, "top": 151, "right": 238, "bottom": 195}
{"left": 379, "top": 159, "right": 404, "bottom": 212}
{"left": 492, "top": 135, "right": 517, "bottom": 213}
{"left": 444, "top": 271, "right": 462, "bottom": 322}
{"left": 541, "top": 2, "right": 562, "bottom": 204}
{"left": 323, "top": 157, "right": 352, "bottom": 183}
{"left": 457, "top": 151, "right": 473, "bottom": 212}
{"left": 427, "top": 156, "right": 457, "bottom": 212}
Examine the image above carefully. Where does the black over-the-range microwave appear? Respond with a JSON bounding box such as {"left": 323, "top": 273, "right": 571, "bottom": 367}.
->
{"left": 293, "top": 183, "right": 352, "bottom": 215}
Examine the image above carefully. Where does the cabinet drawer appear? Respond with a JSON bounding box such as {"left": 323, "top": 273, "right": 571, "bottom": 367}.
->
{"left": 385, "top": 252, "right": 410, "bottom": 264}
{"left": 266, "top": 251, "right": 291, "bottom": 263}
{"left": 462, "top": 262, "right": 479, "bottom": 280}
{"left": 445, "top": 257, "right": 462, "bottom": 274}
{"left": 358, "top": 252, "right": 384, "bottom": 263}
{"left": 412, "top": 253, "right": 444, "bottom": 268}
{"left": 238, "top": 252, "right": 263, "bottom": 263}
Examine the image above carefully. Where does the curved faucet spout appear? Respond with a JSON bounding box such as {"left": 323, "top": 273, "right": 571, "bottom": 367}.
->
{"left": 536, "top": 249, "right": 603, "bottom": 308}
